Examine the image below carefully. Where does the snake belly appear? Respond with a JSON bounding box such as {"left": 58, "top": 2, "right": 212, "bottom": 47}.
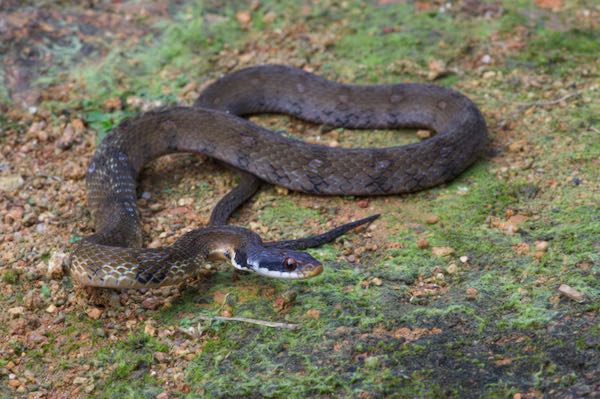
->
{"left": 69, "top": 65, "right": 488, "bottom": 288}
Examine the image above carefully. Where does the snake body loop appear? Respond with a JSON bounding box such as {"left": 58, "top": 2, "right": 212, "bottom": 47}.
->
{"left": 69, "top": 65, "right": 487, "bottom": 288}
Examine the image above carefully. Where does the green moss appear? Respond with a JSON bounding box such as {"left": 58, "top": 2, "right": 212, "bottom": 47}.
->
{"left": 64, "top": 0, "right": 244, "bottom": 139}
{"left": 514, "top": 28, "right": 600, "bottom": 75}
{"left": 332, "top": 1, "right": 492, "bottom": 82}
{"left": 93, "top": 333, "right": 167, "bottom": 396}
{"left": 83, "top": 109, "right": 136, "bottom": 141}
{"left": 96, "top": 381, "right": 163, "bottom": 399}
{"left": 0, "top": 68, "right": 10, "bottom": 105}
{"left": 498, "top": 8, "right": 528, "bottom": 33}
{"left": 1, "top": 270, "right": 18, "bottom": 285}
{"left": 258, "top": 198, "right": 325, "bottom": 232}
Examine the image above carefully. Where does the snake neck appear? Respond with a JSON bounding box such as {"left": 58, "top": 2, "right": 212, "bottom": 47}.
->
{"left": 70, "top": 226, "right": 263, "bottom": 289}
{"left": 171, "top": 225, "right": 262, "bottom": 264}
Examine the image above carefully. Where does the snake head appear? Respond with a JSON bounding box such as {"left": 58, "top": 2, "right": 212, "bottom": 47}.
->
{"left": 230, "top": 246, "right": 323, "bottom": 279}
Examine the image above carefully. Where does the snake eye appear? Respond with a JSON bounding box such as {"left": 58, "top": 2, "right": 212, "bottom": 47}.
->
{"left": 283, "top": 257, "right": 297, "bottom": 271}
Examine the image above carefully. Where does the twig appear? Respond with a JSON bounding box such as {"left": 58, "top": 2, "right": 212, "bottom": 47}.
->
{"left": 495, "top": 89, "right": 587, "bottom": 129}
{"left": 511, "top": 90, "right": 584, "bottom": 107}
{"left": 193, "top": 315, "right": 300, "bottom": 330}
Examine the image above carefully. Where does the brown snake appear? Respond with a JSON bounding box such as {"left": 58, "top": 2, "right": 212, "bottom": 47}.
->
{"left": 69, "top": 65, "right": 487, "bottom": 288}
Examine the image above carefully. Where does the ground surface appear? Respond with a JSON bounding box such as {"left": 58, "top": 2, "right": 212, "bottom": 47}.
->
{"left": 0, "top": 0, "right": 599, "bottom": 398}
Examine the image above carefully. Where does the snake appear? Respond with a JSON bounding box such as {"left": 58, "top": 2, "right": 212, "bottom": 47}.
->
{"left": 68, "top": 65, "right": 487, "bottom": 288}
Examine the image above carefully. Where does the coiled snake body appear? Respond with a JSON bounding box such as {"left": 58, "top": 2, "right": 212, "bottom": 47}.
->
{"left": 69, "top": 65, "right": 487, "bottom": 288}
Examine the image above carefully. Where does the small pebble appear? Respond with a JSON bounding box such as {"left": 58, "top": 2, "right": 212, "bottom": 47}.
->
{"left": 142, "top": 297, "right": 162, "bottom": 310}
{"left": 357, "top": 199, "right": 370, "bottom": 208}
{"left": 28, "top": 331, "right": 45, "bottom": 343}
{"left": 46, "top": 304, "right": 57, "bottom": 313}
{"left": 47, "top": 251, "right": 67, "bottom": 279}
{"left": 466, "top": 287, "right": 478, "bottom": 299}
{"left": 144, "top": 321, "right": 157, "bottom": 336}
{"left": 263, "top": 11, "right": 277, "bottom": 24}
{"left": 446, "top": 263, "right": 458, "bottom": 274}
{"left": 104, "top": 97, "right": 122, "bottom": 110}
{"left": 8, "top": 379, "right": 20, "bottom": 388}
{"left": 23, "top": 370, "right": 35, "bottom": 382}
{"left": 508, "top": 140, "right": 527, "bottom": 153}
{"left": 558, "top": 284, "right": 585, "bottom": 303}
{"left": 416, "top": 130, "right": 431, "bottom": 139}
{"left": 87, "top": 307, "right": 102, "bottom": 320}
{"left": 149, "top": 203, "right": 164, "bottom": 212}
{"left": 8, "top": 306, "right": 25, "bottom": 317}
{"left": 73, "top": 376, "right": 87, "bottom": 385}
{"left": 177, "top": 197, "right": 193, "bottom": 207}
{"left": 483, "top": 70, "right": 496, "bottom": 79}
{"left": 371, "top": 277, "right": 383, "bottom": 286}
{"left": 24, "top": 290, "right": 43, "bottom": 310}
{"left": 275, "top": 186, "right": 289, "bottom": 195}
{"left": 236, "top": 10, "right": 252, "bottom": 25}
{"left": 0, "top": 175, "right": 24, "bottom": 191}
{"left": 273, "top": 290, "right": 297, "bottom": 312}
{"left": 425, "top": 214, "right": 439, "bottom": 224}
{"left": 432, "top": 246, "right": 454, "bottom": 257}
{"left": 53, "top": 313, "right": 66, "bottom": 324}
{"left": 57, "top": 125, "right": 75, "bottom": 150}
{"left": 417, "top": 238, "right": 429, "bottom": 249}
{"left": 5, "top": 207, "right": 24, "bottom": 223}
{"left": 155, "top": 352, "right": 168, "bottom": 363}
{"left": 535, "top": 241, "right": 549, "bottom": 252}
{"left": 459, "top": 256, "right": 469, "bottom": 263}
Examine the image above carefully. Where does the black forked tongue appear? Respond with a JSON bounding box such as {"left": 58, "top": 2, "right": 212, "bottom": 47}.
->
{"left": 265, "top": 214, "right": 380, "bottom": 250}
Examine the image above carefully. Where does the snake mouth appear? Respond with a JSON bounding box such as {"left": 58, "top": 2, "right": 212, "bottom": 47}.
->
{"left": 250, "top": 262, "right": 323, "bottom": 279}
{"left": 300, "top": 263, "right": 324, "bottom": 278}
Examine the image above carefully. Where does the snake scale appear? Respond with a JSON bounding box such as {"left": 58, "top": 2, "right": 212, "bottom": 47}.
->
{"left": 69, "top": 65, "right": 487, "bottom": 288}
